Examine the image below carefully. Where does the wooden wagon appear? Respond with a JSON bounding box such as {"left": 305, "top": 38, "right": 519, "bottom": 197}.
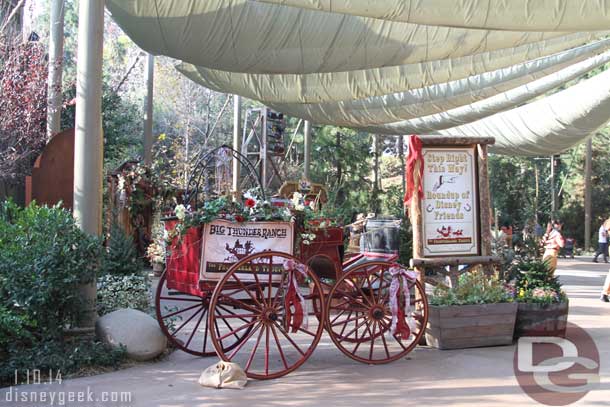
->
{"left": 154, "top": 146, "right": 429, "bottom": 380}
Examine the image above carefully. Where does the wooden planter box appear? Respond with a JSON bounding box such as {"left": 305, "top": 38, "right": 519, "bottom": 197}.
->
{"left": 514, "top": 301, "right": 569, "bottom": 338}
{"left": 425, "top": 302, "right": 518, "bottom": 350}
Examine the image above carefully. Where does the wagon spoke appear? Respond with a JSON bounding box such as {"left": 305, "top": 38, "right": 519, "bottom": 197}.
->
{"left": 271, "top": 271, "right": 287, "bottom": 309}
{"left": 379, "top": 321, "right": 391, "bottom": 359}
{"left": 267, "top": 255, "right": 274, "bottom": 305}
{"left": 251, "top": 268, "right": 267, "bottom": 306}
{"left": 331, "top": 314, "right": 361, "bottom": 327}
{"left": 265, "top": 325, "right": 271, "bottom": 375}
{"left": 378, "top": 319, "right": 409, "bottom": 351}
{"left": 330, "top": 308, "right": 349, "bottom": 325}
{"left": 270, "top": 324, "right": 289, "bottom": 370}
{"left": 217, "top": 294, "right": 260, "bottom": 314}
{"left": 230, "top": 272, "right": 265, "bottom": 308}
{"left": 162, "top": 303, "right": 201, "bottom": 319}
{"left": 184, "top": 307, "right": 206, "bottom": 348}
{"left": 227, "top": 321, "right": 263, "bottom": 361}
{"left": 273, "top": 322, "right": 305, "bottom": 356}
{"left": 244, "top": 324, "right": 265, "bottom": 372}
{"left": 339, "top": 315, "right": 371, "bottom": 341}
{"left": 368, "top": 320, "right": 378, "bottom": 360}
{"left": 218, "top": 319, "right": 258, "bottom": 341}
{"left": 216, "top": 303, "right": 255, "bottom": 323}
{"left": 169, "top": 306, "right": 204, "bottom": 336}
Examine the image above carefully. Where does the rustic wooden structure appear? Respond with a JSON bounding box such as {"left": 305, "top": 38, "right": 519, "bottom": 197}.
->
{"left": 407, "top": 135, "right": 499, "bottom": 288}
{"left": 106, "top": 160, "right": 154, "bottom": 257}
{"left": 425, "top": 302, "right": 518, "bottom": 349}
{"left": 25, "top": 128, "right": 75, "bottom": 210}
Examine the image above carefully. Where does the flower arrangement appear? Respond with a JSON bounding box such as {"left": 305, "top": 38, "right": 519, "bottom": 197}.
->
{"left": 146, "top": 240, "right": 165, "bottom": 265}
{"left": 430, "top": 271, "right": 514, "bottom": 306}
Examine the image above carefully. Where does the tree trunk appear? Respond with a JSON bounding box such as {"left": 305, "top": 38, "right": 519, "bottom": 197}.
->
{"left": 585, "top": 137, "right": 593, "bottom": 250}
{"left": 46, "top": 0, "right": 65, "bottom": 140}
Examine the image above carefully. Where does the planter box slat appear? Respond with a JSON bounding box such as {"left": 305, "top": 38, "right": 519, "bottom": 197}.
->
{"left": 426, "top": 302, "right": 518, "bottom": 350}
{"left": 515, "top": 301, "right": 569, "bottom": 338}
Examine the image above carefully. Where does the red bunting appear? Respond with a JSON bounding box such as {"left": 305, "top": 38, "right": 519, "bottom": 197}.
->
{"left": 404, "top": 135, "right": 424, "bottom": 206}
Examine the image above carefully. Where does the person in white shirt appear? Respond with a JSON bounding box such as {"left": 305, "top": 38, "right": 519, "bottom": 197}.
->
{"left": 593, "top": 220, "right": 609, "bottom": 263}
{"left": 542, "top": 220, "right": 565, "bottom": 275}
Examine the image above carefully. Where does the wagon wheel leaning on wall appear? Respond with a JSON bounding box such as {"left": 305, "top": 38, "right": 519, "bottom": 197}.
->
{"left": 183, "top": 144, "right": 266, "bottom": 209}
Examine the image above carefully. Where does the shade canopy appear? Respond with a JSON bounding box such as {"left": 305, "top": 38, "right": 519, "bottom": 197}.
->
{"left": 255, "top": 0, "right": 610, "bottom": 31}
{"left": 106, "top": 0, "right": 610, "bottom": 155}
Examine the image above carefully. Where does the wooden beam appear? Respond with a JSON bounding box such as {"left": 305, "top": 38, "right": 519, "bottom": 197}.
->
{"left": 420, "top": 135, "right": 496, "bottom": 146}
{"left": 477, "top": 144, "right": 493, "bottom": 258}
{"left": 410, "top": 256, "right": 501, "bottom": 268}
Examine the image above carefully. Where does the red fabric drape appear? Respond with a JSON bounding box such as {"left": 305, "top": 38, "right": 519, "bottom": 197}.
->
{"left": 404, "top": 135, "right": 424, "bottom": 206}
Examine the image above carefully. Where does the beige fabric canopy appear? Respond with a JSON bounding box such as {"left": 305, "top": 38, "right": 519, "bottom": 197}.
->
{"left": 105, "top": 0, "right": 610, "bottom": 155}
{"left": 438, "top": 68, "right": 610, "bottom": 155}
{"left": 264, "top": 38, "right": 610, "bottom": 126}
{"left": 176, "top": 32, "right": 601, "bottom": 103}
{"left": 256, "top": 0, "right": 610, "bottom": 31}
{"left": 367, "top": 51, "right": 610, "bottom": 134}
{"left": 106, "top": 0, "right": 570, "bottom": 74}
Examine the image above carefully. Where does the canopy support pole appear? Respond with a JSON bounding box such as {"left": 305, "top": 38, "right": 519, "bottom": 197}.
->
{"left": 47, "top": 0, "right": 64, "bottom": 140}
{"left": 143, "top": 54, "right": 154, "bottom": 166}
{"left": 584, "top": 138, "right": 592, "bottom": 250}
{"left": 551, "top": 155, "right": 557, "bottom": 217}
{"left": 303, "top": 120, "right": 312, "bottom": 180}
{"left": 232, "top": 95, "right": 242, "bottom": 193}
{"left": 73, "top": 0, "right": 104, "bottom": 328}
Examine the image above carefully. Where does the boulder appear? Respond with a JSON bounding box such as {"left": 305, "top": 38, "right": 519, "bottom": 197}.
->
{"left": 96, "top": 308, "right": 167, "bottom": 361}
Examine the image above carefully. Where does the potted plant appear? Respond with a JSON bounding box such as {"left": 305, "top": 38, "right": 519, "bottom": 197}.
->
{"left": 146, "top": 240, "right": 165, "bottom": 276}
{"left": 512, "top": 259, "right": 569, "bottom": 338}
{"left": 426, "top": 271, "right": 517, "bottom": 350}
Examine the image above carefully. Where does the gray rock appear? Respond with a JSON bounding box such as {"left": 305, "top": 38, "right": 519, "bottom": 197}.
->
{"left": 96, "top": 308, "right": 167, "bottom": 361}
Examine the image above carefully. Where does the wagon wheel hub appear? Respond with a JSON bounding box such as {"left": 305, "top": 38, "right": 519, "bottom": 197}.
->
{"left": 263, "top": 308, "right": 278, "bottom": 322}
{"left": 370, "top": 307, "right": 385, "bottom": 320}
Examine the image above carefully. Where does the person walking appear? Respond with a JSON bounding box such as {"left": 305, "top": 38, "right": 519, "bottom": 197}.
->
{"left": 593, "top": 220, "right": 610, "bottom": 263}
{"left": 601, "top": 271, "right": 610, "bottom": 302}
{"left": 542, "top": 220, "right": 566, "bottom": 275}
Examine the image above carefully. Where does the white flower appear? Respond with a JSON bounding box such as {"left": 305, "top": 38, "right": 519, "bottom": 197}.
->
{"left": 294, "top": 203, "right": 305, "bottom": 211}
{"left": 175, "top": 204, "right": 187, "bottom": 221}
{"left": 292, "top": 192, "right": 303, "bottom": 208}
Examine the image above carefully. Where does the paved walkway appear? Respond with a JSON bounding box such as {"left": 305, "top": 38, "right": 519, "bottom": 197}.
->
{"left": 2, "top": 257, "right": 609, "bottom": 407}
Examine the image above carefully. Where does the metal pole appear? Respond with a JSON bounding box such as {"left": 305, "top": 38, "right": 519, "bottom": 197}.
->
{"left": 303, "top": 120, "right": 312, "bottom": 180}
{"left": 232, "top": 95, "right": 242, "bottom": 193}
{"left": 73, "top": 0, "right": 104, "bottom": 327}
{"left": 585, "top": 138, "right": 593, "bottom": 250}
{"left": 550, "top": 155, "right": 556, "bottom": 218}
{"left": 47, "top": 0, "right": 64, "bottom": 139}
{"left": 143, "top": 54, "right": 154, "bottom": 166}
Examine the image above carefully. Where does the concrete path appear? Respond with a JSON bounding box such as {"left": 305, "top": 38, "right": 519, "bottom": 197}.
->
{"left": 2, "top": 257, "right": 609, "bottom": 407}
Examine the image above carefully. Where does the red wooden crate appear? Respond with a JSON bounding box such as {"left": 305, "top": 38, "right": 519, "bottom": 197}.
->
{"left": 300, "top": 227, "right": 344, "bottom": 280}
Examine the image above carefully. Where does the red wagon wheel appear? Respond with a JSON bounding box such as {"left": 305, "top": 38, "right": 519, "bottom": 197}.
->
{"left": 155, "top": 271, "right": 253, "bottom": 356}
{"left": 208, "top": 251, "right": 325, "bottom": 380}
{"left": 325, "top": 261, "right": 428, "bottom": 364}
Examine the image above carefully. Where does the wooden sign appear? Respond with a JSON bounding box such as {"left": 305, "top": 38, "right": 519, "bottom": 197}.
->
{"left": 200, "top": 219, "right": 294, "bottom": 281}
{"left": 421, "top": 146, "right": 479, "bottom": 257}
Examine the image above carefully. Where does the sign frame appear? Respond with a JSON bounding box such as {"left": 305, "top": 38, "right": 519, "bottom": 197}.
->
{"left": 420, "top": 145, "right": 481, "bottom": 258}
{"left": 200, "top": 219, "right": 295, "bottom": 281}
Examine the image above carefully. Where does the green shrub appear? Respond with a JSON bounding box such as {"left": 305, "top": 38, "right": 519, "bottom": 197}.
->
{"left": 97, "top": 274, "right": 151, "bottom": 315}
{"left": 0, "top": 201, "right": 100, "bottom": 339}
{"left": 514, "top": 259, "right": 566, "bottom": 304}
{"left": 430, "top": 271, "right": 514, "bottom": 306}
{"left": 0, "top": 339, "right": 126, "bottom": 386}
{"left": 0, "top": 304, "right": 35, "bottom": 355}
{"left": 101, "top": 222, "right": 142, "bottom": 276}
